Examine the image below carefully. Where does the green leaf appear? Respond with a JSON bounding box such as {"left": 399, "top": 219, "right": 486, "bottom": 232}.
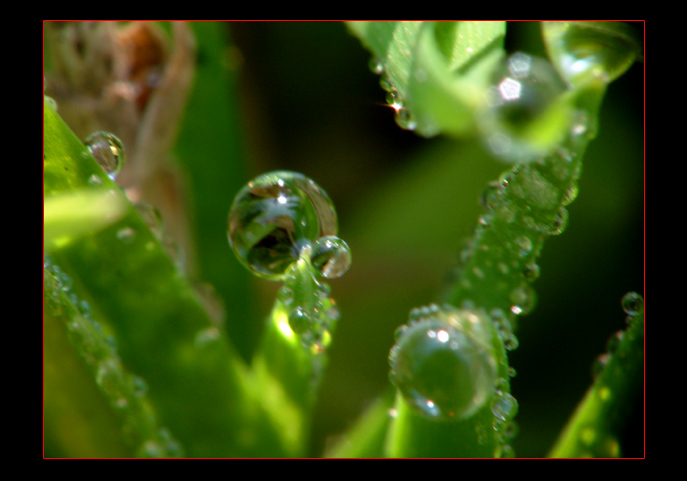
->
{"left": 44, "top": 260, "right": 182, "bottom": 457}
{"left": 549, "top": 297, "right": 644, "bottom": 458}
{"left": 44, "top": 188, "right": 127, "bottom": 252}
{"left": 44, "top": 102, "right": 285, "bottom": 457}
{"left": 346, "top": 21, "right": 506, "bottom": 137}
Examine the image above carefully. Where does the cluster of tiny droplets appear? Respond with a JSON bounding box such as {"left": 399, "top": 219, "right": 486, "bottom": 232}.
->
{"left": 368, "top": 57, "right": 418, "bottom": 132}
{"left": 44, "top": 256, "right": 183, "bottom": 457}
{"left": 591, "top": 291, "right": 644, "bottom": 380}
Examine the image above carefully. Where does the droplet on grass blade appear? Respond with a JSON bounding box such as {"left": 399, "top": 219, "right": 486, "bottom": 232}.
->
{"left": 389, "top": 305, "right": 497, "bottom": 421}
{"left": 84, "top": 131, "right": 126, "bottom": 180}
{"left": 227, "top": 171, "right": 339, "bottom": 280}
{"left": 310, "top": 236, "right": 351, "bottom": 279}
{"left": 542, "top": 21, "right": 643, "bottom": 87}
{"left": 621, "top": 291, "right": 643, "bottom": 317}
{"left": 477, "top": 52, "right": 571, "bottom": 163}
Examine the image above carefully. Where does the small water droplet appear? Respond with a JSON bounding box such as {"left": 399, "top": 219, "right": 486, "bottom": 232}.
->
{"left": 621, "top": 291, "right": 643, "bottom": 316}
{"left": 491, "top": 390, "right": 519, "bottom": 422}
{"left": 117, "top": 226, "right": 136, "bottom": 243}
{"left": 135, "top": 202, "right": 164, "bottom": 239}
{"left": 522, "top": 262, "right": 540, "bottom": 281}
{"left": 510, "top": 285, "right": 535, "bottom": 316}
{"left": 84, "top": 131, "right": 126, "bottom": 180}
{"left": 395, "top": 107, "right": 417, "bottom": 131}
{"left": 194, "top": 326, "right": 222, "bottom": 348}
{"left": 88, "top": 176, "right": 106, "bottom": 190}
{"left": 227, "top": 171, "right": 339, "bottom": 280}
{"left": 592, "top": 353, "right": 610, "bottom": 380}
{"left": 389, "top": 305, "right": 497, "bottom": 420}
{"left": 514, "top": 236, "right": 533, "bottom": 258}
{"left": 131, "top": 376, "right": 148, "bottom": 397}
{"left": 288, "top": 306, "right": 312, "bottom": 335}
{"left": 369, "top": 57, "right": 384, "bottom": 75}
{"left": 310, "top": 236, "right": 351, "bottom": 279}
{"left": 379, "top": 76, "right": 394, "bottom": 93}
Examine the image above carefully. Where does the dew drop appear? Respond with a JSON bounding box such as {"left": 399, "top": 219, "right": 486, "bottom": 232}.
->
{"left": 369, "top": 57, "right": 384, "bottom": 75}
{"left": 227, "top": 171, "right": 338, "bottom": 280}
{"left": 491, "top": 390, "right": 519, "bottom": 422}
{"left": 135, "top": 202, "right": 163, "bottom": 239}
{"left": 510, "top": 285, "right": 535, "bottom": 316}
{"left": 84, "top": 131, "right": 126, "bottom": 180}
{"left": 621, "top": 291, "right": 643, "bottom": 316}
{"left": 117, "top": 226, "right": 136, "bottom": 243}
{"left": 542, "top": 21, "right": 643, "bottom": 87}
{"left": 477, "top": 52, "right": 571, "bottom": 163}
{"left": 388, "top": 305, "right": 497, "bottom": 420}
{"left": 310, "top": 236, "right": 351, "bottom": 279}
{"left": 522, "top": 262, "right": 540, "bottom": 281}
{"left": 395, "top": 107, "right": 417, "bottom": 131}
{"left": 514, "top": 236, "right": 533, "bottom": 258}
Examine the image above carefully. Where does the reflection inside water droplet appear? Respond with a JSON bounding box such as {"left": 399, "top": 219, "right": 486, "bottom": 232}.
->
{"left": 84, "top": 131, "right": 126, "bottom": 180}
{"left": 310, "top": 236, "right": 351, "bottom": 279}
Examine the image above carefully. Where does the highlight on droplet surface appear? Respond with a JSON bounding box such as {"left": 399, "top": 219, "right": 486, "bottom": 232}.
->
{"left": 84, "top": 131, "right": 126, "bottom": 180}
{"left": 477, "top": 52, "right": 571, "bottom": 163}
{"left": 227, "top": 171, "right": 339, "bottom": 280}
{"left": 388, "top": 304, "right": 498, "bottom": 421}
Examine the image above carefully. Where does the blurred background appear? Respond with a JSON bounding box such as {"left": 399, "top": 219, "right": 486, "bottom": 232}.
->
{"left": 46, "top": 21, "right": 644, "bottom": 457}
{"left": 224, "top": 21, "right": 644, "bottom": 457}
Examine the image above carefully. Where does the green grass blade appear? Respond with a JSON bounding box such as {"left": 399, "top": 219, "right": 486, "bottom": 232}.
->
{"left": 251, "top": 256, "right": 342, "bottom": 456}
{"left": 44, "top": 259, "right": 182, "bottom": 457}
{"left": 325, "top": 389, "right": 396, "bottom": 458}
{"left": 44, "top": 103, "right": 283, "bottom": 457}
{"left": 549, "top": 295, "right": 644, "bottom": 458}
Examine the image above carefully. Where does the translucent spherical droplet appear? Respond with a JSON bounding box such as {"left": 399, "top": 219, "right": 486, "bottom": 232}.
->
{"left": 478, "top": 52, "right": 571, "bottom": 163}
{"left": 542, "top": 21, "right": 643, "bottom": 87}
{"left": 388, "top": 306, "right": 497, "bottom": 420}
{"left": 492, "top": 390, "right": 519, "bottom": 422}
{"left": 310, "top": 235, "right": 351, "bottom": 279}
{"left": 369, "top": 57, "right": 384, "bottom": 75}
{"left": 510, "top": 285, "right": 535, "bottom": 316}
{"left": 621, "top": 291, "right": 643, "bottom": 316}
{"left": 84, "top": 131, "right": 126, "bottom": 180}
{"left": 227, "top": 171, "right": 338, "bottom": 280}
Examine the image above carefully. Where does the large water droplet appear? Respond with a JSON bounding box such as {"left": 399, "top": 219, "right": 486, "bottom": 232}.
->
{"left": 388, "top": 305, "right": 497, "bottom": 421}
{"left": 227, "top": 171, "right": 338, "bottom": 280}
{"left": 542, "top": 21, "right": 643, "bottom": 87}
{"left": 84, "top": 131, "right": 126, "bottom": 180}
{"left": 478, "top": 52, "right": 571, "bottom": 163}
